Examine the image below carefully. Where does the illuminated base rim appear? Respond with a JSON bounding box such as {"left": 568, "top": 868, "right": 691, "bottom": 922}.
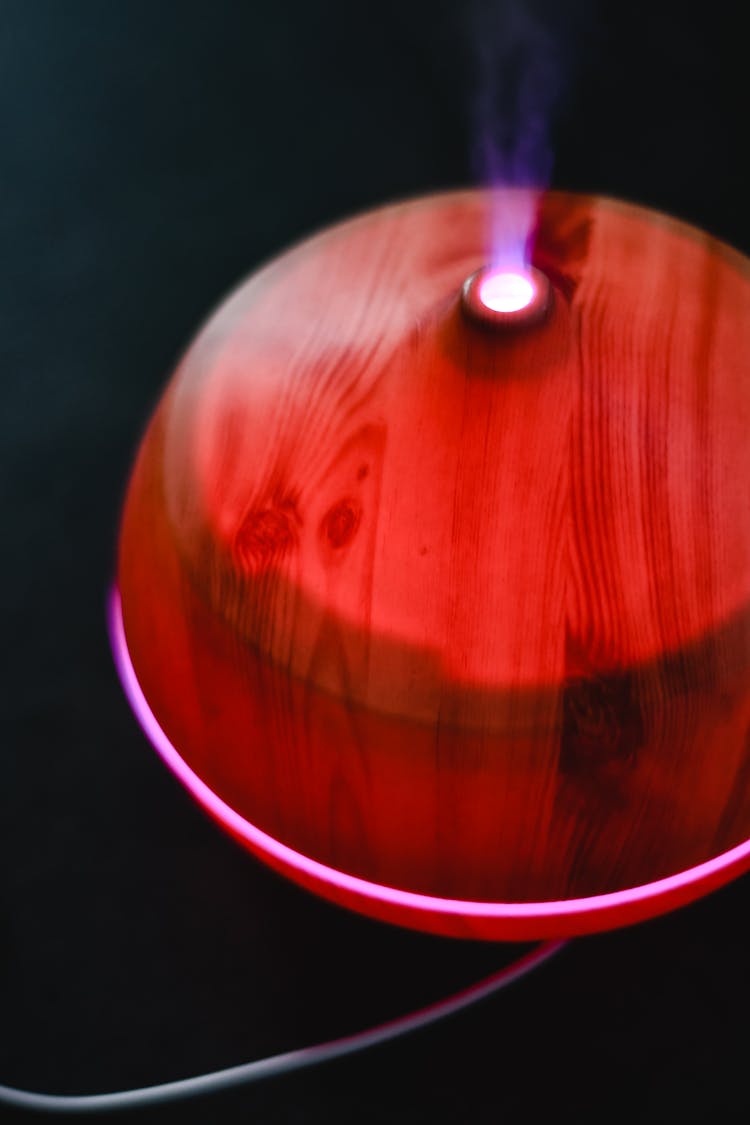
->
{"left": 108, "top": 588, "right": 750, "bottom": 940}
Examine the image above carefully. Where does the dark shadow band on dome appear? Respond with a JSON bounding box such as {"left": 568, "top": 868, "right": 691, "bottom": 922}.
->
{"left": 109, "top": 588, "right": 750, "bottom": 941}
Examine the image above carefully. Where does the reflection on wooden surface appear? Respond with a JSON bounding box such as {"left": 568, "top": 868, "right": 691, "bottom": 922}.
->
{"left": 118, "top": 191, "right": 750, "bottom": 929}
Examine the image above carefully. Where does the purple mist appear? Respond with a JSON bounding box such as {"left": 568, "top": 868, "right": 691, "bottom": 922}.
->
{"left": 470, "top": 0, "right": 563, "bottom": 271}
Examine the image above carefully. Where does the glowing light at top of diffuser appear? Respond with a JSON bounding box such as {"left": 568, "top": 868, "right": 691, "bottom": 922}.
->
{"left": 478, "top": 270, "right": 536, "bottom": 313}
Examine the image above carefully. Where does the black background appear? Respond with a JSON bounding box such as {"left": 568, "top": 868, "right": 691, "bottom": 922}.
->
{"left": 2, "top": 2, "right": 749, "bottom": 1122}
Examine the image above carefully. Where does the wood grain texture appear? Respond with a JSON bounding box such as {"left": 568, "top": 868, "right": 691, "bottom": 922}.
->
{"left": 118, "top": 190, "right": 750, "bottom": 936}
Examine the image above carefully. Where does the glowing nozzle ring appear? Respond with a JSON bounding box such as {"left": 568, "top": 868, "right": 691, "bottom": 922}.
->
{"left": 461, "top": 265, "right": 552, "bottom": 330}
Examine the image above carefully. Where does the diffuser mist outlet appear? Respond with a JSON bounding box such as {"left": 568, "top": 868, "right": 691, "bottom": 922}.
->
{"left": 115, "top": 190, "right": 750, "bottom": 940}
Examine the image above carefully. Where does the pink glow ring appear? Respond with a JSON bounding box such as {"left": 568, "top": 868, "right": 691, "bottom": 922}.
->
{"left": 108, "top": 588, "right": 750, "bottom": 942}
{"left": 461, "top": 264, "right": 551, "bottom": 331}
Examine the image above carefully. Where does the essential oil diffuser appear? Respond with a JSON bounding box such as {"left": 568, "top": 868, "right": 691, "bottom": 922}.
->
{"left": 115, "top": 190, "right": 750, "bottom": 940}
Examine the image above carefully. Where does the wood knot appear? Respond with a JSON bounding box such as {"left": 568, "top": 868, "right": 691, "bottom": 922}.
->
{"left": 234, "top": 502, "right": 298, "bottom": 574}
{"left": 560, "top": 672, "right": 643, "bottom": 777}
{"left": 320, "top": 498, "right": 361, "bottom": 551}
{"left": 534, "top": 196, "right": 592, "bottom": 301}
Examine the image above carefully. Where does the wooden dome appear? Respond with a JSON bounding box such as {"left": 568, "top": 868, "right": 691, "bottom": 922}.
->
{"left": 116, "top": 190, "right": 750, "bottom": 938}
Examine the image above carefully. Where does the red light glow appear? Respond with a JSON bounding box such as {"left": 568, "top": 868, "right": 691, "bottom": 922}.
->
{"left": 109, "top": 588, "right": 750, "bottom": 942}
{"left": 114, "top": 192, "right": 750, "bottom": 942}
{"left": 479, "top": 271, "right": 536, "bottom": 313}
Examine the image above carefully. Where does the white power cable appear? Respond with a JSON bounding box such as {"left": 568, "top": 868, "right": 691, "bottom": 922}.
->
{"left": 0, "top": 939, "right": 565, "bottom": 1114}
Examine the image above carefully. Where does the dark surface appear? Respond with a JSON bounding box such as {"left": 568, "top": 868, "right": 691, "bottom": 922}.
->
{"left": 1, "top": 2, "right": 749, "bottom": 1122}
